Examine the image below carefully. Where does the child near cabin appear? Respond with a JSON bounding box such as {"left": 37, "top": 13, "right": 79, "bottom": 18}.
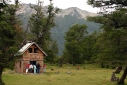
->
{"left": 43, "top": 64, "right": 46, "bottom": 72}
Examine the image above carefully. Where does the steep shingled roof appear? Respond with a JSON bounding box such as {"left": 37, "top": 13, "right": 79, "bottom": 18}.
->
{"left": 15, "top": 42, "right": 47, "bottom": 56}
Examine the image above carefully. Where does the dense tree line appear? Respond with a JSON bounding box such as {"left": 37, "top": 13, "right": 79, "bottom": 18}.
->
{"left": 61, "top": 0, "right": 127, "bottom": 84}
{"left": 87, "top": 8, "right": 127, "bottom": 67}
{"left": 87, "top": 0, "right": 127, "bottom": 84}
{"left": 62, "top": 8, "right": 127, "bottom": 83}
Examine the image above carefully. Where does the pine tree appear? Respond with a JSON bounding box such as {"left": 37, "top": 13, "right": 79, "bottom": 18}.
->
{"left": 64, "top": 24, "right": 87, "bottom": 66}
{"left": 0, "top": 0, "right": 24, "bottom": 85}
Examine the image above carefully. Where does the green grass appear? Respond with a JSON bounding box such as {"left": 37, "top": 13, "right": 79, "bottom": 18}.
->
{"left": 2, "top": 64, "right": 127, "bottom": 85}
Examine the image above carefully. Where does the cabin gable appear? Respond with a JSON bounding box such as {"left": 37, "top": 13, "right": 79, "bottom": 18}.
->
{"left": 22, "top": 44, "right": 44, "bottom": 61}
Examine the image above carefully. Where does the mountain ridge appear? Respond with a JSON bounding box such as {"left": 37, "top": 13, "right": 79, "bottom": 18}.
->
{"left": 16, "top": 4, "right": 97, "bottom": 19}
{"left": 57, "top": 7, "right": 97, "bottom": 19}
{"left": 17, "top": 4, "right": 100, "bottom": 56}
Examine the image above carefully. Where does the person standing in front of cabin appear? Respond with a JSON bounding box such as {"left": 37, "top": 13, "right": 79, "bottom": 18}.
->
{"left": 25, "top": 63, "right": 30, "bottom": 73}
{"left": 33, "top": 64, "right": 36, "bottom": 74}
{"left": 29, "top": 64, "right": 33, "bottom": 73}
{"left": 36, "top": 63, "right": 40, "bottom": 73}
{"left": 43, "top": 64, "right": 46, "bottom": 72}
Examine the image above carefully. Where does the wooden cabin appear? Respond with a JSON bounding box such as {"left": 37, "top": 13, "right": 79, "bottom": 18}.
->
{"left": 14, "top": 42, "right": 47, "bottom": 73}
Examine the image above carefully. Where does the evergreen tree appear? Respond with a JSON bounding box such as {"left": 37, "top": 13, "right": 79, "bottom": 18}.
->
{"left": 87, "top": 0, "right": 127, "bottom": 7}
{"left": 0, "top": 0, "right": 24, "bottom": 85}
{"left": 64, "top": 24, "right": 87, "bottom": 66}
{"left": 82, "top": 31, "right": 99, "bottom": 63}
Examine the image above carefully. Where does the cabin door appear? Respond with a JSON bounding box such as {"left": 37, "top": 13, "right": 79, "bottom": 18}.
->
{"left": 29, "top": 61, "right": 36, "bottom": 73}
{"left": 30, "top": 61, "right": 36, "bottom": 65}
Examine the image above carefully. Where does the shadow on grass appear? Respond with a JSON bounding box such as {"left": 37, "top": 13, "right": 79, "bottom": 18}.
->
{"left": 117, "top": 83, "right": 127, "bottom": 85}
{"left": 43, "top": 72, "right": 56, "bottom": 75}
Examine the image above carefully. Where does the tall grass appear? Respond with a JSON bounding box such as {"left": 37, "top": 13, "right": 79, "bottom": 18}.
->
{"left": 2, "top": 64, "right": 127, "bottom": 85}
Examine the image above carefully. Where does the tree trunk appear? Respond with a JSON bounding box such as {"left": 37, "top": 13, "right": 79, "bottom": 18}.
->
{"left": 72, "top": 61, "right": 76, "bottom": 66}
{"left": 59, "top": 59, "right": 63, "bottom": 67}
{"left": 118, "top": 67, "right": 127, "bottom": 84}
{"left": 72, "top": 56, "right": 76, "bottom": 66}
{"left": 0, "top": 67, "right": 5, "bottom": 85}
{"left": 114, "top": 66, "right": 122, "bottom": 74}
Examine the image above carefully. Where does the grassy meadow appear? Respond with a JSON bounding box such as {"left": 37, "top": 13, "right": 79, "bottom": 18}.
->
{"left": 2, "top": 64, "right": 127, "bottom": 85}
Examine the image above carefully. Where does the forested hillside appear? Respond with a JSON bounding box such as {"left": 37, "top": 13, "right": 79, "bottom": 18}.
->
{"left": 17, "top": 4, "right": 100, "bottom": 55}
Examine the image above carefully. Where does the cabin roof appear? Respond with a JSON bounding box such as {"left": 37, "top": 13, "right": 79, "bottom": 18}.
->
{"left": 15, "top": 42, "right": 47, "bottom": 56}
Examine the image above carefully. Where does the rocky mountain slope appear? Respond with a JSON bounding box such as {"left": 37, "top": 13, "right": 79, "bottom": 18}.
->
{"left": 17, "top": 4, "right": 100, "bottom": 56}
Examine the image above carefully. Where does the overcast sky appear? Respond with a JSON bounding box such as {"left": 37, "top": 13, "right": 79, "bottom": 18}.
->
{"left": 11, "top": 0, "right": 100, "bottom": 13}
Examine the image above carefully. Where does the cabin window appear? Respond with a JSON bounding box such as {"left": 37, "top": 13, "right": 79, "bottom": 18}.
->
{"left": 34, "top": 48, "right": 38, "bottom": 53}
{"left": 28, "top": 48, "right": 32, "bottom": 53}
